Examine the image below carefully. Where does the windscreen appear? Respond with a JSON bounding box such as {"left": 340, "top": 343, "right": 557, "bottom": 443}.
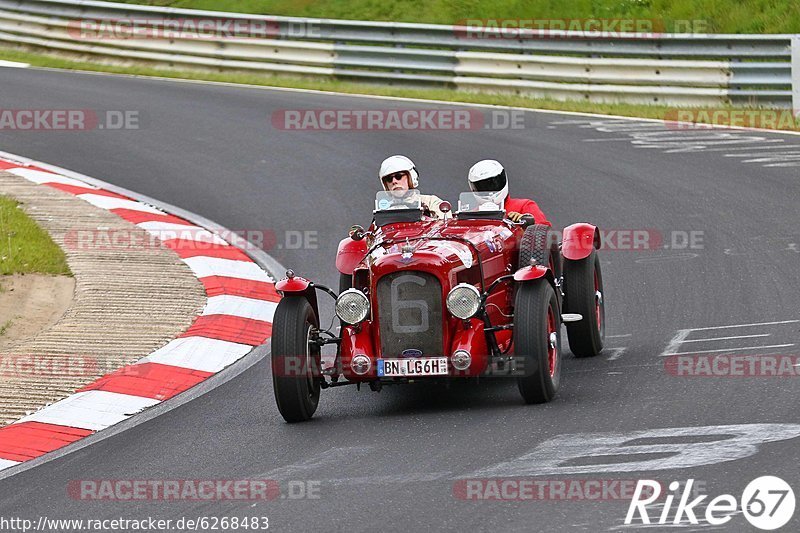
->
{"left": 375, "top": 190, "right": 422, "bottom": 212}
{"left": 457, "top": 191, "right": 504, "bottom": 214}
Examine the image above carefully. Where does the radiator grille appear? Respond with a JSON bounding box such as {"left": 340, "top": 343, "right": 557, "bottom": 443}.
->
{"left": 377, "top": 271, "right": 443, "bottom": 358}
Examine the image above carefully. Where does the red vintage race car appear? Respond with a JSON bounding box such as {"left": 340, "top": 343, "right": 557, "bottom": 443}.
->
{"left": 271, "top": 190, "right": 604, "bottom": 422}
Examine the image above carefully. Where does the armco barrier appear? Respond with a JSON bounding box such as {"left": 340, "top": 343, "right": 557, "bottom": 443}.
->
{"left": 793, "top": 36, "right": 800, "bottom": 112}
{"left": 0, "top": 0, "right": 797, "bottom": 108}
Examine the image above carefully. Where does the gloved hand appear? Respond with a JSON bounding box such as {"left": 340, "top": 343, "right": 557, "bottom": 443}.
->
{"left": 508, "top": 212, "right": 535, "bottom": 224}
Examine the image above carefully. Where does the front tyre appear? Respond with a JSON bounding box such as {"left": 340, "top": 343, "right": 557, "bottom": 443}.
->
{"left": 563, "top": 249, "right": 605, "bottom": 357}
{"left": 271, "top": 296, "right": 321, "bottom": 422}
{"left": 514, "top": 281, "right": 561, "bottom": 404}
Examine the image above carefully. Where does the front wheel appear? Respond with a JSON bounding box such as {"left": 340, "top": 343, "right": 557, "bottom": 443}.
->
{"left": 514, "top": 281, "right": 561, "bottom": 404}
{"left": 271, "top": 296, "right": 321, "bottom": 422}
{"left": 563, "top": 249, "right": 605, "bottom": 357}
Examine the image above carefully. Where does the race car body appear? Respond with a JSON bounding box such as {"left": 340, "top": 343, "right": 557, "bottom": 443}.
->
{"left": 272, "top": 190, "right": 604, "bottom": 422}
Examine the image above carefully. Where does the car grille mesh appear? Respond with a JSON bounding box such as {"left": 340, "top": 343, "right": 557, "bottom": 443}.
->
{"left": 377, "top": 271, "right": 443, "bottom": 358}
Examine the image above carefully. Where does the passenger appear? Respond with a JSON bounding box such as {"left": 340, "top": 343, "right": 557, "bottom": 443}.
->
{"left": 467, "top": 159, "right": 551, "bottom": 226}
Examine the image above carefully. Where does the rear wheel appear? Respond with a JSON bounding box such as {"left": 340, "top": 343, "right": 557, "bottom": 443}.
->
{"left": 271, "top": 296, "right": 321, "bottom": 422}
{"left": 518, "top": 224, "right": 559, "bottom": 275}
{"left": 518, "top": 225, "right": 561, "bottom": 299}
{"left": 514, "top": 281, "right": 561, "bottom": 404}
{"left": 563, "top": 249, "right": 605, "bottom": 357}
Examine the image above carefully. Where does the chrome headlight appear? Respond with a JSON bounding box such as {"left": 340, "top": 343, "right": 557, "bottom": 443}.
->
{"left": 351, "top": 354, "right": 372, "bottom": 375}
{"left": 451, "top": 350, "right": 472, "bottom": 371}
{"left": 336, "top": 288, "right": 370, "bottom": 325}
{"left": 446, "top": 283, "right": 481, "bottom": 320}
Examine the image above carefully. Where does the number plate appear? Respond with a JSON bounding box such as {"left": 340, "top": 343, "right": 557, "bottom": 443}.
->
{"left": 377, "top": 357, "right": 448, "bottom": 377}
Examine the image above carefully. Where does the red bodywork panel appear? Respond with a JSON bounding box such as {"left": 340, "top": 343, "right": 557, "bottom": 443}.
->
{"left": 339, "top": 323, "right": 377, "bottom": 380}
{"left": 449, "top": 318, "right": 490, "bottom": 376}
{"left": 562, "top": 223, "right": 600, "bottom": 260}
{"left": 275, "top": 276, "right": 312, "bottom": 293}
{"left": 274, "top": 275, "right": 319, "bottom": 326}
{"left": 513, "top": 264, "right": 550, "bottom": 282}
{"left": 280, "top": 213, "right": 596, "bottom": 383}
{"left": 336, "top": 237, "right": 368, "bottom": 275}
{"left": 337, "top": 216, "right": 520, "bottom": 380}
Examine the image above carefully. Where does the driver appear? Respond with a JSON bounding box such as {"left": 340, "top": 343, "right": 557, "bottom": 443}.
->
{"left": 379, "top": 155, "right": 449, "bottom": 219}
{"left": 467, "top": 159, "right": 550, "bottom": 226}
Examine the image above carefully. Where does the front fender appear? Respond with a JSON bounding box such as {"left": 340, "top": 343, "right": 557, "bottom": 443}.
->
{"left": 275, "top": 276, "right": 312, "bottom": 293}
{"left": 336, "top": 237, "right": 368, "bottom": 275}
{"left": 514, "top": 265, "right": 556, "bottom": 287}
{"left": 339, "top": 323, "right": 377, "bottom": 380}
{"left": 514, "top": 264, "right": 554, "bottom": 284}
{"left": 274, "top": 275, "right": 319, "bottom": 325}
{"left": 562, "top": 223, "right": 600, "bottom": 261}
{"left": 450, "top": 318, "right": 490, "bottom": 376}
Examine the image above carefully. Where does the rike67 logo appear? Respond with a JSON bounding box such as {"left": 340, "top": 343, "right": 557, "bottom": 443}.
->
{"left": 626, "top": 476, "right": 795, "bottom": 530}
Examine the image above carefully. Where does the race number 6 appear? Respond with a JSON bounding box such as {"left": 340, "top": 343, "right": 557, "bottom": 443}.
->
{"left": 390, "top": 274, "right": 429, "bottom": 334}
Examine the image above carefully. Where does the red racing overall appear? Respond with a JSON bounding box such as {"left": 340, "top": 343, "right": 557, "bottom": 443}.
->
{"left": 505, "top": 197, "right": 551, "bottom": 226}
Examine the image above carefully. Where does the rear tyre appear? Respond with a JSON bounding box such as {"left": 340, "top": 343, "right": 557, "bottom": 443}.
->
{"left": 563, "top": 249, "right": 605, "bottom": 357}
{"left": 518, "top": 224, "right": 561, "bottom": 290}
{"left": 514, "top": 281, "right": 561, "bottom": 404}
{"left": 271, "top": 296, "right": 321, "bottom": 423}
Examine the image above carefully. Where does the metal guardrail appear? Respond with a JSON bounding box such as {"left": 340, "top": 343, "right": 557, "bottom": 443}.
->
{"left": 0, "top": 0, "right": 797, "bottom": 108}
{"left": 793, "top": 36, "right": 800, "bottom": 111}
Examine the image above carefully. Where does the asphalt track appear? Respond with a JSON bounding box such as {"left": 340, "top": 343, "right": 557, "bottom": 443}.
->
{"left": 1, "top": 66, "right": 799, "bottom": 532}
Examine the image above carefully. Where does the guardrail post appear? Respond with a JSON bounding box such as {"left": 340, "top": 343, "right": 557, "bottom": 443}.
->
{"left": 793, "top": 35, "right": 800, "bottom": 116}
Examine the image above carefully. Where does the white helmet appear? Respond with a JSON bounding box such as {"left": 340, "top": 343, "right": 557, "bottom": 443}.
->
{"left": 379, "top": 155, "right": 419, "bottom": 190}
{"left": 468, "top": 159, "right": 508, "bottom": 205}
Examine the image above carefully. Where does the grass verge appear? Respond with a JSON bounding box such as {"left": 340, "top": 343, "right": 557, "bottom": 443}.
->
{"left": 0, "top": 195, "right": 71, "bottom": 277}
{"left": 117, "top": 0, "right": 800, "bottom": 34}
{"left": 2, "top": 46, "right": 798, "bottom": 133}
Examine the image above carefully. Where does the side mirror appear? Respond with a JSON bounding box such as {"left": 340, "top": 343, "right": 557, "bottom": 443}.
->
{"left": 439, "top": 201, "right": 452, "bottom": 214}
